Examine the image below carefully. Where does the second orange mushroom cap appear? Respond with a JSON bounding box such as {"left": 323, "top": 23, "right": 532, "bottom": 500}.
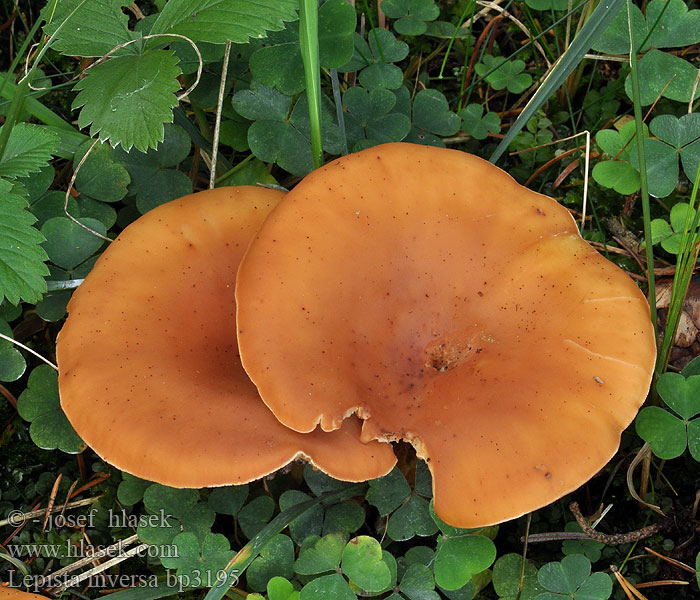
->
{"left": 235, "top": 142, "right": 657, "bottom": 527}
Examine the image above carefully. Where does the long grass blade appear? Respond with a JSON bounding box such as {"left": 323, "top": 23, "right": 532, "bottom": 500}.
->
{"left": 625, "top": 0, "right": 657, "bottom": 337}
{"left": 489, "top": 0, "right": 627, "bottom": 163}
{"left": 299, "top": 0, "right": 323, "bottom": 170}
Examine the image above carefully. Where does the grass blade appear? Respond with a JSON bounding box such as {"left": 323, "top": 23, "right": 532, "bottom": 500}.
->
{"left": 489, "top": 0, "right": 627, "bottom": 163}
{"left": 299, "top": 0, "right": 323, "bottom": 170}
{"left": 625, "top": 0, "right": 657, "bottom": 345}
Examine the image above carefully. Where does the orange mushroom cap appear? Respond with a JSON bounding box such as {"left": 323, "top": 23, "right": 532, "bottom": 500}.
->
{"left": 57, "top": 186, "right": 396, "bottom": 486}
{"left": 236, "top": 143, "right": 656, "bottom": 527}
{"left": 0, "top": 587, "right": 47, "bottom": 599}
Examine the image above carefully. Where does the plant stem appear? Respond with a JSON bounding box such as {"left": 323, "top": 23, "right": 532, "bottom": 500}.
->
{"left": 626, "top": 0, "right": 657, "bottom": 342}
{"left": 299, "top": 0, "right": 323, "bottom": 170}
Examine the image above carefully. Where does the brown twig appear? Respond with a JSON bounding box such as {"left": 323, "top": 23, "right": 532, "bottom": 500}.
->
{"left": 569, "top": 502, "right": 669, "bottom": 544}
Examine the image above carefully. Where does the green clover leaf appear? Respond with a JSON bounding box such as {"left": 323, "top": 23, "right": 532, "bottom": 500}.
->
{"left": 459, "top": 104, "right": 501, "bottom": 140}
{"left": 382, "top": 0, "right": 440, "bottom": 36}
{"left": 433, "top": 534, "right": 496, "bottom": 591}
{"left": 17, "top": 365, "right": 86, "bottom": 453}
{"left": 475, "top": 56, "right": 532, "bottom": 94}
{"left": 294, "top": 533, "right": 347, "bottom": 575}
{"left": 250, "top": 0, "right": 356, "bottom": 95}
{"left": 247, "top": 534, "right": 295, "bottom": 592}
{"left": 637, "top": 373, "right": 700, "bottom": 461}
{"left": 160, "top": 532, "right": 234, "bottom": 587}
{"left": 535, "top": 555, "right": 612, "bottom": 600}
{"left": 341, "top": 536, "right": 392, "bottom": 593}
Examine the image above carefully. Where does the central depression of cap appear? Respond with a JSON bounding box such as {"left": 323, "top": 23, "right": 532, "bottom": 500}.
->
{"left": 236, "top": 143, "right": 656, "bottom": 527}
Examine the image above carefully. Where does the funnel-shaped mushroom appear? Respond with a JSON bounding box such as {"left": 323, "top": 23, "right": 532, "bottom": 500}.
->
{"left": 57, "top": 187, "right": 396, "bottom": 486}
{"left": 236, "top": 143, "right": 656, "bottom": 527}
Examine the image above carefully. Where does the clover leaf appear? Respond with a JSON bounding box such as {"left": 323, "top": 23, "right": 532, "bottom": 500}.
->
{"left": 0, "top": 320, "right": 25, "bottom": 382}
{"left": 408, "top": 89, "right": 461, "bottom": 146}
{"left": 433, "top": 534, "right": 496, "bottom": 591}
{"left": 459, "top": 104, "right": 501, "bottom": 140}
{"left": 636, "top": 372, "right": 700, "bottom": 460}
{"left": 294, "top": 533, "right": 347, "bottom": 575}
{"left": 650, "top": 113, "right": 700, "bottom": 185}
{"left": 17, "top": 365, "right": 86, "bottom": 453}
{"left": 233, "top": 82, "right": 343, "bottom": 175}
{"left": 492, "top": 553, "right": 543, "bottom": 600}
{"left": 343, "top": 87, "right": 411, "bottom": 150}
{"left": 475, "top": 55, "right": 532, "bottom": 94}
{"left": 247, "top": 534, "right": 295, "bottom": 592}
{"left": 250, "top": 0, "right": 356, "bottom": 95}
{"left": 160, "top": 532, "right": 234, "bottom": 588}
{"left": 339, "top": 29, "right": 408, "bottom": 91}
{"left": 535, "top": 555, "right": 612, "bottom": 600}
{"left": 650, "top": 202, "right": 699, "bottom": 254}
{"left": 592, "top": 120, "right": 646, "bottom": 195}
{"left": 387, "top": 495, "right": 439, "bottom": 541}
{"left": 341, "top": 536, "right": 392, "bottom": 593}
{"left": 382, "top": 0, "right": 440, "bottom": 36}
{"left": 113, "top": 123, "right": 192, "bottom": 214}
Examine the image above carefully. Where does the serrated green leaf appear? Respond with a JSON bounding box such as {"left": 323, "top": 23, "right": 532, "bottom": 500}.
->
{"left": 0, "top": 180, "right": 50, "bottom": 305}
{"left": 43, "top": 0, "right": 134, "bottom": 57}
{"left": 73, "top": 50, "right": 182, "bottom": 152}
{"left": 0, "top": 123, "right": 58, "bottom": 179}
{"left": 17, "top": 365, "right": 86, "bottom": 453}
{"left": 150, "top": 0, "right": 298, "bottom": 44}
